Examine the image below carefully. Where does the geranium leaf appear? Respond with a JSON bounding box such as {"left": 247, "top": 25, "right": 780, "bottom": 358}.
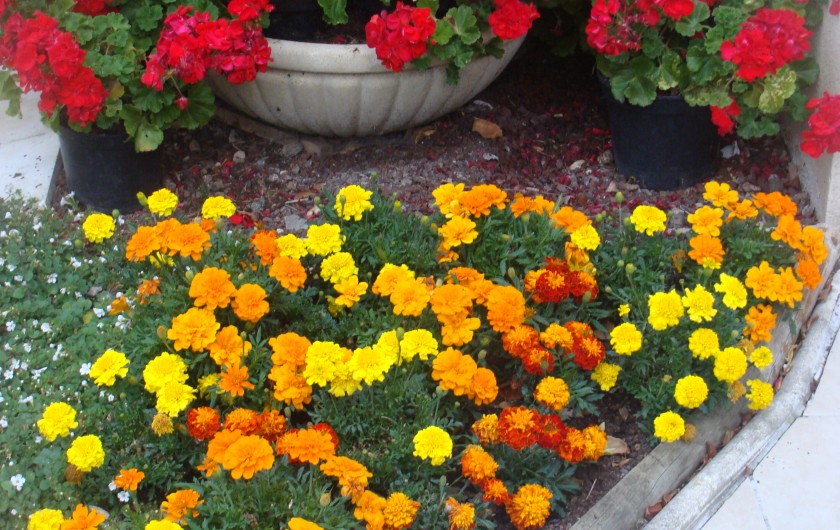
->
{"left": 610, "top": 57, "right": 656, "bottom": 106}
{"left": 178, "top": 84, "right": 216, "bottom": 130}
{"left": 451, "top": 5, "right": 481, "bottom": 45}
{"left": 790, "top": 57, "right": 819, "bottom": 86}
{"left": 758, "top": 68, "right": 797, "bottom": 114}
{"left": 434, "top": 19, "right": 456, "bottom": 46}
{"left": 135, "top": 122, "right": 165, "bottom": 152}
{"left": 675, "top": 1, "right": 710, "bottom": 37}
{"left": 318, "top": 0, "right": 349, "bottom": 25}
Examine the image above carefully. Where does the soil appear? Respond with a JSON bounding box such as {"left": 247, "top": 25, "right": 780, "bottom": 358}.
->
{"left": 49, "top": 35, "right": 813, "bottom": 527}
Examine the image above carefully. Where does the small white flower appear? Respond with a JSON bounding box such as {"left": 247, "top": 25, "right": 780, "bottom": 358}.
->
{"left": 46, "top": 273, "right": 58, "bottom": 284}
{"left": 35, "top": 435, "right": 42, "bottom": 443}
{"left": 80, "top": 362, "right": 92, "bottom": 376}
{"left": 10, "top": 359, "right": 20, "bottom": 370}
{"left": 107, "top": 394, "right": 115, "bottom": 403}
{"left": 7, "top": 263, "right": 15, "bottom": 272}
{"left": 3, "top": 211, "right": 10, "bottom": 219}
{"left": 3, "top": 369, "right": 12, "bottom": 380}
{"left": 0, "top": 416, "right": 7, "bottom": 428}
{"left": 40, "top": 322, "right": 53, "bottom": 333}
{"left": 0, "top": 230, "right": 6, "bottom": 238}
{"left": 22, "top": 343, "right": 31, "bottom": 353}
{"left": 10, "top": 474, "right": 25, "bottom": 491}
{"left": 18, "top": 395, "right": 33, "bottom": 404}
{"left": 10, "top": 509, "right": 17, "bottom": 516}
{"left": 33, "top": 222, "right": 41, "bottom": 232}
{"left": 13, "top": 275, "right": 22, "bottom": 283}
{"left": 118, "top": 491, "right": 130, "bottom": 503}
{"left": 70, "top": 257, "right": 82, "bottom": 269}
{"left": 93, "top": 308, "right": 106, "bottom": 318}
{"left": 108, "top": 481, "right": 117, "bottom": 491}
{"left": 5, "top": 321, "right": 15, "bottom": 332}
{"left": 81, "top": 380, "right": 88, "bottom": 387}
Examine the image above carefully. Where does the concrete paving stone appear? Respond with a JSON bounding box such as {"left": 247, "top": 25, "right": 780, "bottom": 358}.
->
{"left": 0, "top": 92, "right": 54, "bottom": 143}
{"left": 702, "top": 479, "right": 768, "bottom": 530}
{"left": 751, "top": 416, "right": 840, "bottom": 529}
{"left": 0, "top": 134, "right": 58, "bottom": 203}
{"left": 805, "top": 335, "right": 840, "bottom": 417}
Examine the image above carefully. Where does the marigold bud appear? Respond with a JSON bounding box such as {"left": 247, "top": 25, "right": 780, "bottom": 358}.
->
{"left": 151, "top": 413, "right": 173, "bottom": 436}
{"left": 65, "top": 464, "right": 84, "bottom": 485}
{"left": 625, "top": 263, "right": 636, "bottom": 276}
{"left": 393, "top": 200, "right": 402, "bottom": 212}
{"left": 615, "top": 191, "right": 624, "bottom": 204}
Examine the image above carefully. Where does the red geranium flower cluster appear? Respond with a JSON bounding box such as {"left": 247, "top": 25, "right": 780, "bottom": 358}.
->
{"left": 364, "top": 2, "right": 436, "bottom": 72}
{"left": 800, "top": 92, "right": 840, "bottom": 158}
{"left": 710, "top": 97, "right": 742, "bottom": 136}
{"left": 585, "top": 0, "right": 659, "bottom": 56}
{"left": 720, "top": 8, "right": 811, "bottom": 82}
{"left": 142, "top": 1, "right": 273, "bottom": 98}
{"left": 0, "top": 12, "right": 107, "bottom": 126}
{"left": 72, "top": 0, "right": 114, "bottom": 16}
{"left": 487, "top": 0, "right": 540, "bottom": 41}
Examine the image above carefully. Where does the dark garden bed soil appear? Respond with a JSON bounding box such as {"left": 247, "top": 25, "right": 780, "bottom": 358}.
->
{"left": 49, "top": 35, "right": 814, "bottom": 528}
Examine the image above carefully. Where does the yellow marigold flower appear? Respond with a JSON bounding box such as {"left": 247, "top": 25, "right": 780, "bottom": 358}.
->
{"left": 747, "top": 261, "right": 778, "bottom": 298}
{"left": 714, "top": 273, "right": 748, "bottom": 310}
{"left": 674, "top": 375, "right": 709, "bottom": 408}
{"left": 334, "top": 184, "right": 374, "bottom": 221}
{"left": 800, "top": 225, "right": 827, "bottom": 265}
{"left": 82, "top": 212, "right": 115, "bottom": 244}
{"left": 383, "top": 492, "right": 420, "bottom": 529}
{"left": 390, "top": 277, "right": 431, "bottom": 316}
{"left": 653, "top": 411, "right": 685, "bottom": 443}
{"left": 413, "top": 426, "right": 453, "bottom": 466}
{"left": 618, "top": 304, "right": 630, "bottom": 317}
{"left": 439, "top": 215, "right": 478, "bottom": 249}
{"left": 189, "top": 267, "right": 236, "bottom": 310}
{"left": 161, "top": 489, "right": 203, "bottom": 524}
{"left": 287, "top": 518, "right": 324, "bottom": 530}
{"left": 744, "top": 304, "right": 777, "bottom": 343}
{"left": 687, "top": 205, "right": 724, "bottom": 237}
{"left": 37, "top": 402, "right": 78, "bottom": 442}
{"left": 750, "top": 345, "right": 774, "bottom": 369}
{"left": 591, "top": 362, "right": 621, "bottom": 391}
{"left": 147, "top": 189, "right": 178, "bottom": 216}
{"left": 114, "top": 468, "right": 145, "bottom": 492}
{"left": 66, "top": 435, "right": 105, "bottom": 472}
{"left": 570, "top": 223, "right": 600, "bottom": 251}
{"left": 485, "top": 284, "right": 527, "bottom": 333}
{"left": 609, "top": 322, "right": 643, "bottom": 355}
{"left": 166, "top": 222, "right": 211, "bottom": 260}
{"left": 647, "top": 290, "right": 684, "bottom": 330}
{"left": 145, "top": 521, "right": 183, "bottom": 530}
{"left": 156, "top": 381, "right": 196, "bottom": 418}
{"left": 27, "top": 508, "right": 65, "bottom": 529}
{"left": 714, "top": 347, "right": 748, "bottom": 383}
{"left": 320, "top": 455, "right": 372, "bottom": 500}
{"left": 276, "top": 427, "right": 336, "bottom": 465}
{"left": 143, "top": 352, "right": 188, "bottom": 394}
{"left": 61, "top": 505, "right": 104, "bottom": 529}
{"left": 151, "top": 412, "right": 174, "bottom": 436}
{"left": 88, "top": 349, "right": 129, "bottom": 387}
{"left": 629, "top": 205, "right": 667, "bottom": 235}
{"left": 432, "top": 182, "right": 465, "bottom": 217}
{"left": 703, "top": 181, "right": 739, "bottom": 208}
{"left": 773, "top": 266, "right": 803, "bottom": 308}
{"left": 201, "top": 196, "right": 236, "bottom": 219}
{"left": 334, "top": 275, "right": 368, "bottom": 308}
{"left": 753, "top": 191, "right": 797, "bottom": 217}
{"left": 320, "top": 252, "right": 357, "bottom": 284}
{"left": 303, "top": 341, "right": 347, "bottom": 387}
{"left": 231, "top": 283, "right": 269, "bottom": 323}
{"left": 399, "top": 329, "right": 439, "bottom": 361}
{"left": 168, "top": 308, "right": 219, "bottom": 352}
{"left": 796, "top": 258, "right": 822, "bottom": 290}
{"left": 688, "top": 233, "right": 724, "bottom": 269}
{"left": 221, "top": 434, "right": 275, "bottom": 480}
{"left": 681, "top": 285, "right": 717, "bottom": 323}
{"left": 746, "top": 379, "right": 774, "bottom": 410}
{"left": 445, "top": 498, "right": 475, "bottom": 530}
{"left": 271, "top": 234, "right": 306, "bottom": 260}
{"left": 534, "top": 376, "right": 570, "bottom": 412}
{"left": 269, "top": 255, "right": 307, "bottom": 292}
{"left": 347, "top": 345, "right": 392, "bottom": 385}
{"left": 372, "top": 263, "right": 415, "bottom": 296}
{"left": 506, "top": 484, "right": 552, "bottom": 530}
{"left": 771, "top": 214, "right": 803, "bottom": 249}
{"left": 582, "top": 424, "right": 608, "bottom": 460}
{"left": 688, "top": 328, "right": 720, "bottom": 360}
{"left": 305, "top": 223, "right": 343, "bottom": 256}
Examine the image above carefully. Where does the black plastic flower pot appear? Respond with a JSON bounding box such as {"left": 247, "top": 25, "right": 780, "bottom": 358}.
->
{"left": 599, "top": 76, "right": 719, "bottom": 191}
{"left": 265, "top": 0, "right": 326, "bottom": 40}
{"left": 59, "top": 123, "right": 162, "bottom": 213}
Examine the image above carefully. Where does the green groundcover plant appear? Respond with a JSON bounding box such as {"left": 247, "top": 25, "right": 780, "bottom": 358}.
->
{"left": 0, "top": 179, "right": 828, "bottom": 529}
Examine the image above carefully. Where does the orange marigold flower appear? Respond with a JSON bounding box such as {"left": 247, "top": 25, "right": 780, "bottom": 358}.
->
{"left": 744, "top": 304, "right": 777, "bottom": 343}
{"left": 771, "top": 215, "right": 803, "bottom": 250}
{"left": 688, "top": 234, "right": 725, "bottom": 269}
{"left": 268, "top": 364, "right": 313, "bottom": 409}
{"left": 269, "top": 255, "right": 307, "bottom": 292}
{"left": 269, "top": 332, "right": 311, "bottom": 369}
{"left": 62, "top": 504, "right": 105, "bottom": 529}
{"left": 753, "top": 191, "right": 797, "bottom": 217}
{"left": 353, "top": 490, "right": 387, "bottom": 529}
{"left": 461, "top": 445, "right": 498, "bottom": 486}
{"left": 506, "top": 484, "right": 552, "bottom": 530}
{"left": 796, "top": 258, "right": 822, "bottom": 290}
{"left": 219, "top": 362, "right": 255, "bottom": 397}
{"left": 439, "top": 215, "right": 478, "bottom": 249}
{"left": 438, "top": 313, "right": 481, "bottom": 347}
{"left": 383, "top": 492, "right": 420, "bottom": 530}
{"left": 581, "top": 425, "right": 607, "bottom": 460}
{"left": 800, "top": 226, "right": 827, "bottom": 265}
{"left": 372, "top": 263, "right": 415, "bottom": 296}
{"left": 125, "top": 225, "right": 162, "bottom": 262}
{"left": 189, "top": 267, "right": 236, "bottom": 310}
{"left": 485, "top": 285, "right": 526, "bottom": 333}
{"left": 433, "top": 182, "right": 466, "bottom": 216}
{"left": 114, "top": 468, "right": 145, "bottom": 491}
{"left": 540, "top": 323, "right": 574, "bottom": 351}
{"left": 231, "top": 283, "right": 269, "bottom": 323}
{"left": 445, "top": 498, "right": 476, "bottom": 530}
{"left": 288, "top": 518, "right": 324, "bottom": 530}
{"left": 773, "top": 266, "right": 803, "bottom": 308}
{"left": 256, "top": 409, "right": 287, "bottom": 443}
{"left": 389, "top": 277, "right": 431, "bottom": 316}
{"left": 320, "top": 455, "right": 372, "bottom": 500}
{"left": 137, "top": 277, "right": 161, "bottom": 304}
{"left": 167, "top": 307, "right": 219, "bottom": 352}
{"left": 458, "top": 184, "right": 507, "bottom": 217}
{"left": 161, "top": 489, "right": 203, "bottom": 523}
{"left": 687, "top": 205, "right": 724, "bottom": 237}
{"left": 166, "top": 222, "right": 211, "bottom": 260}
{"left": 202, "top": 429, "right": 241, "bottom": 477}
{"left": 726, "top": 199, "right": 759, "bottom": 221}
{"left": 250, "top": 229, "right": 280, "bottom": 266}
{"left": 223, "top": 408, "right": 260, "bottom": 435}
{"left": 430, "top": 283, "right": 474, "bottom": 318}
{"left": 498, "top": 407, "right": 538, "bottom": 451}
{"left": 221, "top": 434, "right": 275, "bottom": 480}
{"left": 745, "top": 261, "right": 778, "bottom": 300}
{"left": 432, "top": 348, "right": 477, "bottom": 396}
{"left": 276, "top": 427, "right": 337, "bottom": 465}
{"left": 186, "top": 406, "right": 221, "bottom": 441}
{"left": 556, "top": 426, "right": 587, "bottom": 464}
{"left": 550, "top": 205, "right": 590, "bottom": 233}
{"left": 471, "top": 367, "right": 498, "bottom": 406}
{"left": 503, "top": 325, "right": 542, "bottom": 358}
{"left": 483, "top": 478, "right": 511, "bottom": 506}
{"left": 208, "top": 325, "right": 252, "bottom": 368}
{"left": 472, "top": 414, "right": 500, "bottom": 444}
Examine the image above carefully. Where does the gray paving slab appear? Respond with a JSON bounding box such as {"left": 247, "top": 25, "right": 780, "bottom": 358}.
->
{"left": 804, "top": 333, "right": 840, "bottom": 417}
{"left": 702, "top": 479, "right": 767, "bottom": 530}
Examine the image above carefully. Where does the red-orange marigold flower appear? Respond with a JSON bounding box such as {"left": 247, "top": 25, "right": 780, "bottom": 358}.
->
{"left": 186, "top": 406, "right": 221, "bottom": 441}
{"left": 498, "top": 407, "right": 538, "bottom": 450}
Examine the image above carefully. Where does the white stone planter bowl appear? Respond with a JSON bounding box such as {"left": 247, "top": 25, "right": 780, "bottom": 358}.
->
{"left": 206, "top": 36, "right": 525, "bottom": 137}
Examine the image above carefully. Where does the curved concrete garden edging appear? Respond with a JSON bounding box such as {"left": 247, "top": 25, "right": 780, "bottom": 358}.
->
{"left": 571, "top": 232, "right": 840, "bottom": 530}
{"left": 206, "top": 36, "right": 525, "bottom": 137}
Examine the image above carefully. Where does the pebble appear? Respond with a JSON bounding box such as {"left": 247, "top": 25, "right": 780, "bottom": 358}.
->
{"left": 766, "top": 174, "right": 784, "bottom": 192}
{"left": 232, "top": 150, "right": 246, "bottom": 164}
{"left": 281, "top": 142, "right": 303, "bottom": 157}
{"left": 284, "top": 214, "right": 309, "bottom": 234}
{"left": 188, "top": 140, "right": 201, "bottom": 152}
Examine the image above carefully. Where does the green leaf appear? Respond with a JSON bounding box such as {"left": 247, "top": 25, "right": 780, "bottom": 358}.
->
{"left": 416, "top": 0, "right": 439, "bottom": 13}
{"left": 675, "top": 1, "right": 710, "bottom": 37}
{"left": 609, "top": 57, "right": 657, "bottom": 106}
{"left": 787, "top": 91, "right": 811, "bottom": 123}
{"left": 790, "top": 57, "right": 819, "bottom": 86}
{"left": 758, "top": 67, "right": 797, "bottom": 114}
{"left": 685, "top": 42, "right": 728, "bottom": 84}
{"left": 433, "top": 19, "right": 456, "bottom": 46}
{"left": 682, "top": 82, "right": 732, "bottom": 107}
{"left": 318, "top": 0, "right": 348, "bottom": 25}
{"left": 450, "top": 5, "right": 481, "bottom": 45}
{"left": 177, "top": 83, "right": 216, "bottom": 130}
{"left": 736, "top": 107, "right": 780, "bottom": 138}
{"left": 656, "top": 50, "right": 684, "bottom": 91}
{"left": 135, "top": 122, "right": 165, "bottom": 152}
{"left": 132, "top": 5, "right": 165, "bottom": 32}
